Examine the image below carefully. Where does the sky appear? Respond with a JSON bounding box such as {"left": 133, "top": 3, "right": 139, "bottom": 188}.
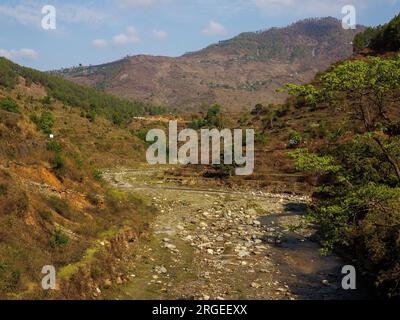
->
{"left": 0, "top": 0, "right": 399, "bottom": 71}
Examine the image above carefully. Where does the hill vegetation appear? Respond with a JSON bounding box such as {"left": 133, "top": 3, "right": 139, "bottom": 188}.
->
{"left": 0, "top": 56, "right": 155, "bottom": 299}
{"left": 354, "top": 13, "right": 400, "bottom": 53}
{"left": 56, "top": 17, "right": 363, "bottom": 112}
{"left": 0, "top": 57, "right": 167, "bottom": 126}
{"left": 278, "top": 18, "right": 400, "bottom": 297}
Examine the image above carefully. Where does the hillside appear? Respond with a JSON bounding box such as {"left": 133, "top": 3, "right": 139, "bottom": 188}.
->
{"left": 154, "top": 13, "right": 400, "bottom": 298}
{"left": 245, "top": 16, "right": 400, "bottom": 297}
{"left": 0, "top": 57, "right": 157, "bottom": 299}
{"left": 56, "top": 17, "right": 363, "bottom": 112}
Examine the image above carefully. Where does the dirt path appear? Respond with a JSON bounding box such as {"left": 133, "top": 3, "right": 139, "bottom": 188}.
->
{"left": 102, "top": 167, "right": 370, "bottom": 300}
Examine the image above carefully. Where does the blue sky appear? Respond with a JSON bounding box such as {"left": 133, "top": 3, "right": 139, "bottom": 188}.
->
{"left": 0, "top": 0, "right": 399, "bottom": 71}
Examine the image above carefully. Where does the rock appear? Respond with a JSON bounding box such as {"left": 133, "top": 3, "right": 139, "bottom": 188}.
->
{"left": 202, "top": 294, "right": 210, "bottom": 301}
{"left": 322, "top": 280, "right": 330, "bottom": 286}
{"left": 251, "top": 282, "right": 261, "bottom": 289}
{"left": 165, "top": 243, "right": 177, "bottom": 250}
{"left": 155, "top": 266, "right": 168, "bottom": 274}
{"left": 104, "top": 279, "right": 112, "bottom": 288}
{"left": 182, "top": 235, "right": 193, "bottom": 242}
{"left": 238, "top": 250, "right": 250, "bottom": 258}
{"left": 199, "top": 222, "right": 208, "bottom": 228}
{"left": 207, "top": 249, "right": 214, "bottom": 255}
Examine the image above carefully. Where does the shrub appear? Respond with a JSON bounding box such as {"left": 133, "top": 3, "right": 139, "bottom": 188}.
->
{"left": 0, "top": 97, "right": 19, "bottom": 113}
{"left": 92, "top": 168, "right": 103, "bottom": 181}
{"left": 255, "top": 132, "right": 269, "bottom": 145}
{"left": 0, "top": 265, "right": 20, "bottom": 293}
{"left": 31, "top": 111, "right": 54, "bottom": 134}
{"left": 51, "top": 229, "right": 69, "bottom": 248}
{"left": 46, "top": 141, "right": 63, "bottom": 153}
{"left": 51, "top": 154, "right": 64, "bottom": 176}
{"left": 288, "top": 131, "right": 303, "bottom": 148}
{"left": 39, "top": 210, "right": 53, "bottom": 222}
{"left": 0, "top": 184, "right": 7, "bottom": 196}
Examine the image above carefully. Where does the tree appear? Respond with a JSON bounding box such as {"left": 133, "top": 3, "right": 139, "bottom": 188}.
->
{"left": 286, "top": 54, "right": 400, "bottom": 297}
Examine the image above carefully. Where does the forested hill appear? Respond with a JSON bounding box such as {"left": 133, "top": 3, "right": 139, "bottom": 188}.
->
{"left": 56, "top": 17, "right": 364, "bottom": 112}
{"left": 1, "top": 57, "right": 167, "bottom": 126}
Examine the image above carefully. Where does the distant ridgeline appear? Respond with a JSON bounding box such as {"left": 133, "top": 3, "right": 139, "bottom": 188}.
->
{"left": 0, "top": 57, "right": 168, "bottom": 126}
{"left": 354, "top": 13, "right": 400, "bottom": 53}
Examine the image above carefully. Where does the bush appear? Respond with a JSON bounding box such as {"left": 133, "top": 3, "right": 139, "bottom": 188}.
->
{"left": 92, "top": 168, "right": 103, "bottom": 181}
{"left": 255, "top": 132, "right": 268, "bottom": 145}
{"left": 46, "top": 141, "right": 63, "bottom": 153}
{"left": 0, "top": 97, "right": 19, "bottom": 113}
{"left": 51, "top": 229, "right": 69, "bottom": 248}
{"left": 0, "top": 184, "right": 7, "bottom": 196}
{"left": 31, "top": 111, "right": 54, "bottom": 134}
{"left": 288, "top": 131, "right": 303, "bottom": 148}
{"left": 51, "top": 154, "right": 65, "bottom": 176}
{"left": 189, "top": 104, "right": 225, "bottom": 129}
{"left": 39, "top": 210, "right": 53, "bottom": 222}
{"left": 0, "top": 265, "right": 20, "bottom": 293}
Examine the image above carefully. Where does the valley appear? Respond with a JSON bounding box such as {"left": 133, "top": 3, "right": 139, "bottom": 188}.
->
{"left": 0, "top": 9, "right": 399, "bottom": 301}
{"left": 101, "top": 167, "right": 370, "bottom": 300}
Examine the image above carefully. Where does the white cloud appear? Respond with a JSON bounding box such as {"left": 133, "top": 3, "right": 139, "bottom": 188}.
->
{"left": 0, "top": 3, "right": 109, "bottom": 27}
{"left": 152, "top": 29, "right": 168, "bottom": 40}
{"left": 0, "top": 48, "right": 38, "bottom": 60}
{"left": 202, "top": 21, "right": 227, "bottom": 37}
{"left": 250, "top": 0, "right": 389, "bottom": 16}
{"left": 113, "top": 26, "right": 141, "bottom": 45}
{"left": 58, "top": 4, "right": 109, "bottom": 25}
{"left": 116, "top": 0, "right": 171, "bottom": 8}
{"left": 92, "top": 39, "right": 108, "bottom": 48}
{"left": 0, "top": 4, "right": 40, "bottom": 25}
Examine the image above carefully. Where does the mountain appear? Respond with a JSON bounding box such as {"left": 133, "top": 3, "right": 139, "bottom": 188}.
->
{"left": 56, "top": 17, "right": 364, "bottom": 112}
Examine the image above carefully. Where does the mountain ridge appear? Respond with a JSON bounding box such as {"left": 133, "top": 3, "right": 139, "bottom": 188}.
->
{"left": 56, "top": 17, "right": 364, "bottom": 112}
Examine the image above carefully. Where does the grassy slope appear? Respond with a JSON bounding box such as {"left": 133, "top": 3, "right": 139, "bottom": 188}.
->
{"left": 0, "top": 58, "right": 154, "bottom": 299}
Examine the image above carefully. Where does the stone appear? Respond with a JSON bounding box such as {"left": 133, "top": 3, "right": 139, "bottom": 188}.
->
{"left": 322, "top": 280, "right": 330, "bottom": 286}
{"left": 155, "top": 266, "right": 168, "bottom": 274}
{"left": 199, "top": 222, "right": 208, "bottom": 228}
{"left": 104, "top": 279, "right": 112, "bottom": 288}
{"left": 165, "top": 243, "right": 177, "bottom": 250}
